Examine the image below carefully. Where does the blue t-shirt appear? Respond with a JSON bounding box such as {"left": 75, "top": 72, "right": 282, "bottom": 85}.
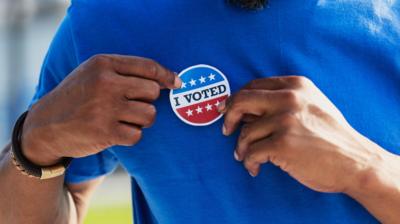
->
{"left": 31, "top": 1, "right": 400, "bottom": 223}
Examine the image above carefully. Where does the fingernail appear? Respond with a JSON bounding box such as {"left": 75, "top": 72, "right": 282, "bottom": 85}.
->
{"left": 217, "top": 100, "right": 226, "bottom": 113}
{"left": 248, "top": 171, "right": 256, "bottom": 178}
{"left": 222, "top": 124, "right": 228, "bottom": 136}
{"left": 234, "top": 151, "right": 240, "bottom": 161}
{"left": 174, "top": 76, "right": 182, "bottom": 89}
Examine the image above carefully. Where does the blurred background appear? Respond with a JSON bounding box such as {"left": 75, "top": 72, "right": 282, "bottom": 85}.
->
{"left": 0, "top": 0, "right": 132, "bottom": 223}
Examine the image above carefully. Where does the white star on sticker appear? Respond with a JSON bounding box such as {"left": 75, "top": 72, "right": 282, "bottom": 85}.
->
{"left": 206, "top": 104, "right": 213, "bottom": 111}
{"left": 199, "top": 76, "right": 206, "bottom": 84}
{"left": 186, "top": 109, "right": 193, "bottom": 117}
{"left": 214, "top": 100, "right": 220, "bottom": 108}
{"left": 195, "top": 106, "right": 203, "bottom": 114}
{"left": 181, "top": 82, "right": 187, "bottom": 88}
{"left": 208, "top": 73, "right": 216, "bottom": 81}
{"left": 189, "top": 79, "right": 197, "bottom": 86}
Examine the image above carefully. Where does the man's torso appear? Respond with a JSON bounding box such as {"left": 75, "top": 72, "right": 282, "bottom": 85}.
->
{"left": 66, "top": 0, "right": 399, "bottom": 223}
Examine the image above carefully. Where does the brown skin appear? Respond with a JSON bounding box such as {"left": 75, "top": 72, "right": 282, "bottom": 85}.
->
{"left": 22, "top": 54, "right": 181, "bottom": 166}
{"left": 0, "top": 54, "right": 398, "bottom": 223}
{"left": 0, "top": 54, "right": 181, "bottom": 224}
{"left": 219, "top": 76, "right": 400, "bottom": 223}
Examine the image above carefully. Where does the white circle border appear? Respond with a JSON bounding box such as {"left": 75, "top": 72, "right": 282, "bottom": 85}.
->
{"left": 169, "top": 64, "right": 231, "bottom": 127}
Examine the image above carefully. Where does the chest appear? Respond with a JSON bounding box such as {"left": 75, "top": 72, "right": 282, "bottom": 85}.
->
{"left": 70, "top": 0, "right": 400, "bottom": 173}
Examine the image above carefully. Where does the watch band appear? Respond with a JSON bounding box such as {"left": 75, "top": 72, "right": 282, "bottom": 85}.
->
{"left": 11, "top": 111, "right": 72, "bottom": 180}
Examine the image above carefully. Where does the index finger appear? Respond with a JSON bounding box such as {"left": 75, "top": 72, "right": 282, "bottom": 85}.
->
{"left": 109, "top": 54, "right": 182, "bottom": 89}
{"left": 222, "top": 89, "right": 291, "bottom": 136}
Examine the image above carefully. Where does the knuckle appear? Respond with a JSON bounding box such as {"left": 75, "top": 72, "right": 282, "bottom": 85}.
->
{"left": 94, "top": 72, "right": 112, "bottom": 89}
{"left": 89, "top": 54, "right": 111, "bottom": 68}
{"left": 281, "top": 89, "right": 296, "bottom": 100}
{"left": 244, "top": 145, "right": 259, "bottom": 162}
{"left": 231, "top": 90, "right": 249, "bottom": 108}
{"left": 281, "top": 90, "right": 301, "bottom": 109}
{"left": 116, "top": 128, "right": 128, "bottom": 143}
{"left": 148, "top": 80, "right": 160, "bottom": 90}
{"left": 244, "top": 156, "right": 258, "bottom": 170}
{"left": 243, "top": 160, "right": 252, "bottom": 171}
{"left": 117, "top": 127, "right": 143, "bottom": 145}
{"left": 166, "top": 71, "right": 175, "bottom": 85}
{"left": 131, "top": 128, "right": 143, "bottom": 144}
{"left": 147, "top": 82, "right": 161, "bottom": 99}
{"left": 290, "top": 76, "right": 312, "bottom": 87}
{"left": 146, "top": 104, "right": 157, "bottom": 116}
{"left": 238, "top": 89, "right": 252, "bottom": 99}
{"left": 239, "top": 124, "right": 251, "bottom": 141}
{"left": 245, "top": 79, "right": 261, "bottom": 89}
{"left": 247, "top": 153, "right": 258, "bottom": 163}
{"left": 246, "top": 78, "right": 270, "bottom": 89}
{"left": 144, "top": 59, "right": 159, "bottom": 77}
{"left": 298, "top": 76, "right": 312, "bottom": 85}
{"left": 230, "top": 93, "right": 241, "bottom": 106}
{"left": 144, "top": 105, "right": 157, "bottom": 127}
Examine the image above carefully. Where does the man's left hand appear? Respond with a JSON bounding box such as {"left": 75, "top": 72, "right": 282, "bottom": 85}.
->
{"left": 219, "top": 76, "right": 394, "bottom": 194}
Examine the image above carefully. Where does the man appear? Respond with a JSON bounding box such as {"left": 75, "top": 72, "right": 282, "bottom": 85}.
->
{"left": 0, "top": 0, "right": 399, "bottom": 223}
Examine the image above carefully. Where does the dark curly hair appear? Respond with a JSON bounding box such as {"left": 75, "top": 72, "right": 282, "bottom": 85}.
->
{"left": 227, "top": 0, "right": 268, "bottom": 10}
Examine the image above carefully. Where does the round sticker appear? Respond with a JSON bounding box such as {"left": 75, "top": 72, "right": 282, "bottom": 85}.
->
{"left": 169, "top": 64, "right": 231, "bottom": 126}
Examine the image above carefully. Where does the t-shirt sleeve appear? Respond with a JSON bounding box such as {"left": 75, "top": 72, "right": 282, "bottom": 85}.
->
{"left": 30, "top": 14, "right": 119, "bottom": 184}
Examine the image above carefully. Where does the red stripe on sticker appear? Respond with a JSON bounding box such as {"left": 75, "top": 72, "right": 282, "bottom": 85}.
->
{"left": 176, "top": 95, "right": 228, "bottom": 124}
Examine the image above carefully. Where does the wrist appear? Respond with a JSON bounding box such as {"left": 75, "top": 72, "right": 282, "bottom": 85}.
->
{"left": 344, "top": 138, "right": 400, "bottom": 200}
{"left": 21, "top": 114, "right": 62, "bottom": 167}
{"left": 21, "top": 137, "right": 62, "bottom": 167}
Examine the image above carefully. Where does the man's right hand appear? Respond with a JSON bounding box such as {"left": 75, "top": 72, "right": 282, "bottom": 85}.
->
{"left": 21, "top": 54, "right": 181, "bottom": 166}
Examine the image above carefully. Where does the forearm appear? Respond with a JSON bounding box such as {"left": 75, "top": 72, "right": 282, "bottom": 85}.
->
{"left": 0, "top": 144, "right": 77, "bottom": 224}
{"left": 346, "top": 139, "right": 400, "bottom": 223}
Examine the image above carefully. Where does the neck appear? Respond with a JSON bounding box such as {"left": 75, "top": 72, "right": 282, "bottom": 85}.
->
{"left": 227, "top": 0, "right": 268, "bottom": 10}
